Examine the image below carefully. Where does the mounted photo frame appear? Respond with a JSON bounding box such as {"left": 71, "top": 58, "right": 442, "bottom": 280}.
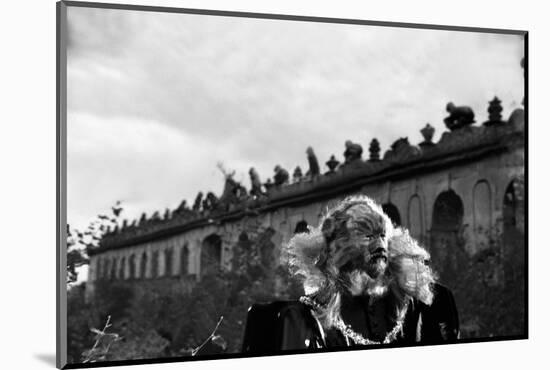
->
{"left": 57, "top": 1, "right": 527, "bottom": 368}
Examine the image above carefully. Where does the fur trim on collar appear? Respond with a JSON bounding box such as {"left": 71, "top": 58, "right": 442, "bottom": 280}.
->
{"left": 285, "top": 195, "right": 435, "bottom": 328}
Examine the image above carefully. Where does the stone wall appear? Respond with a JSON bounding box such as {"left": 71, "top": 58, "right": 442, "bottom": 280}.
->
{"left": 86, "top": 100, "right": 525, "bottom": 341}
{"left": 87, "top": 135, "right": 524, "bottom": 300}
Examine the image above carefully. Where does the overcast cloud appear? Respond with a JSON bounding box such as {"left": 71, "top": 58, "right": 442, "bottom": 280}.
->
{"left": 66, "top": 7, "right": 524, "bottom": 230}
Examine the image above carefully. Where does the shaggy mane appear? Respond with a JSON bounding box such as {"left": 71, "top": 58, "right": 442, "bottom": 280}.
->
{"left": 285, "top": 195, "right": 435, "bottom": 329}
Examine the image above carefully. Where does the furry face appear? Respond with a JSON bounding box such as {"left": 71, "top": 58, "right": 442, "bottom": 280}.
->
{"left": 324, "top": 202, "right": 391, "bottom": 296}
{"left": 285, "top": 195, "right": 435, "bottom": 329}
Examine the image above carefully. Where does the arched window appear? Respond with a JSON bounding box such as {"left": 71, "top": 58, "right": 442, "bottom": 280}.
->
{"left": 238, "top": 231, "right": 249, "bottom": 243}
{"left": 110, "top": 257, "right": 117, "bottom": 280}
{"left": 503, "top": 182, "right": 517, "bottom": 229}
{"left": 119, "top": 257, "right": 126, "bottom": 280}
{"left": 96, "top": 258, "right": 103, "bottom": 281}
{"left": 102, "top": 258, "right": 110, "bottom": 280}
{"left": 232, "top": 232, "right": 251, "bottom": 271}
{"left": 140, "top": 252, "right": 148, "bottom": 279}
{"left": 503, "top": 179, "right": 524, "bottom": 234}
{"left": 382, "top": 203, "right": 401, "bottom": 227}
{"left": 294, "top": 220, "right": 309, "bottom": 234}
{"left": 129, "top": 254, "right": 136, "bottom": 280}
{"left": 408, "top": 195, "right": 423, "bottom": 241}
{"left": 180, "top": 244, "right": 189, "bottom": 276}
{"left": 430, "top": 189, "right": 464, "bottom": 284}
{"left": 258, "top": 228, "right": 276, "bottom": 269}
{"left": 473, "top": 181, "right": 492, "bottom": 249}
{"left": 201, "top": 234, "right": 222, "bottom": 276}
{"left": 432, "top": 190, "right": 464, "bottom": 231}
{"left": 151, "top": 250, "right": 159, "bottom": 278}
{"left": 502, "top": 179, "right": 525, "bottom": 281}
{"left": 164, "top": 248, "right": 173, "bottom": 277}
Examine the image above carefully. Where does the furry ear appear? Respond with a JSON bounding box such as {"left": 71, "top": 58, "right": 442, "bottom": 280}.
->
{"left": 285, "top": 229, "right": 329, "bottom": 295}
{"left": 387, "top": 228, "right": 435, "bottom": 305}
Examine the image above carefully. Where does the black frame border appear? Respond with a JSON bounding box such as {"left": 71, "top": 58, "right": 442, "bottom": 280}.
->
{"left": 56, "top": 1, "right": 529, "bottom": 369}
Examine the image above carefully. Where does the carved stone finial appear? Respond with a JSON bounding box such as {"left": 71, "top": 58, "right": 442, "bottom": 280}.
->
{"left": 444, "top": 102, "right": 475, "bottom": 130}
{"left": 202, "top": 191, "right": 218, "bottom": 211}
{"left": 163, "top": 208, "right": 171, "bottom": 220}
{"left": 484, "top": 96, "right": 504, "bottom": 126}
{"left": 249, "top": 167, "right": 262, "bottom": 197}
{"left": 383, "top": 137, "right": 421, "bottom": 163}
{"left": 306, "top": 146, "right": 320, "bottom": 177}
{"left": 325, "top": 155, "right": 340, "bottom": 173}
{"left": 508, "top": 108, "right": 525, "bottom": 129}
{"left": 369, "top": 139, "right": 381, "bottom": 161}
{"left": 122, "top": 219, "right": 128, "bottom": 228}
{"left": 420, "top": 124, "right": 436, "bottom": 146}
{"left": 293, "top": 166, "right": 303, "bottom": 182}
{"left": 192, "top": 192, "right": 203, "bottom": 212}
{"left": 273, "top": 165, "right": 289, "bottom": 186}
{"left": 174, "top": 200, "right": 188, "bottom": 217}
{"left": 139, "top": 212, "right": 147, "bottom": 224}
{"left": 343, "top": 140, "right": 363, "bottom": 164}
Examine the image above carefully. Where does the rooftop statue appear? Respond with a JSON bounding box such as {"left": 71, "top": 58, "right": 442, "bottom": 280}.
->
{"left": 249, "top": 167, "right": 263, "bottom": 197}
{"left": 444, "top": 102, "right": 475, "bottom": 131}
{"left": 273, "top": 165, "right": 290, "bottom": 186}
{"left": 484, "top": 97, "right": 505, "bottom": 126}
{"left": 202, "top": 192, "right": 219, "bottom": 211}
{"left": 306, "top": 146, "right": 320, "bottom": 177}
{"left": 343, "top": 140, "right": 363, "bottom": 164}
{"left": 325, "top": 155, "right": 340, "bottom": 174}
{"left": 368, "top": 139, "right": 381, "bottom": 161}
{"left": 174, "top": 200, "right": 189, "bottom": 214}
{"left": 192, "top": 192, "right": 203, "bottom": 212}
{"left": 139, "top": 212, "right": 147, "bottom": 225}
{"left": 293, "top": 166, "right": 303, "bottom": 183}
{"left": 384, "top": 137, "right": 421, "bottom": 163}
{"left": 419, "top": 124, "right": 435, "bottom": 147}
{"left": 219, "top": 173, "right": 248, "bottom": 207}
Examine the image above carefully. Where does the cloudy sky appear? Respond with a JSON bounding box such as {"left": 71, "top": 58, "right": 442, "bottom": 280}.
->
{"left": 66, "top": 6, "right": 524, "bottom": 231}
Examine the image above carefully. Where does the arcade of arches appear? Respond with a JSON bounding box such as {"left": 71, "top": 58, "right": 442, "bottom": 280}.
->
{"left": 89, "top": 176, "right": 524, "bottom": 292}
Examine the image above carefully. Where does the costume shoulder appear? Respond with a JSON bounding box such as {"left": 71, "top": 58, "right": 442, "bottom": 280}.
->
{"left": 242, "top": 300, "right": 320, "bottom": 353}
{"left": 420, "top": 283, "right": 460, "bottom": 342}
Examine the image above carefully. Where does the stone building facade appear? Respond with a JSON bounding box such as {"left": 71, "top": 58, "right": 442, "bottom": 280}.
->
{"left": 86, "top": 96, "right": 525, "bottom": 320}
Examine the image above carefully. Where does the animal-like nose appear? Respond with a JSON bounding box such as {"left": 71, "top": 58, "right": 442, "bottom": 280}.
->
{"left": 368, "top": 237, "right": 387, "bottom": 254}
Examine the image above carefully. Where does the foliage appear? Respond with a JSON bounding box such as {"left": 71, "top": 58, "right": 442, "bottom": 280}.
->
{"left": 67, "top": 284, "right": 96, "bottom": 363}
{"left": 68, "top": 215, "right": 526, "bottom": 364}
{"left": 67, "top": 201, "right": 123, "bottom": 284}
{"left": 67, "top": 227, "right": 304, "bottom": 362}
{"left": 82, "top": 316, "right": 122, "bottom": 363}
{"left": 433, "top": 223, "right": 525, "bottom": 338}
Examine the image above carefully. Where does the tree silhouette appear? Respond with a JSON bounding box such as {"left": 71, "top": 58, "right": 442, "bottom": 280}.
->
{"left": 67, "top": 201, "right": 124, "bottom": 285}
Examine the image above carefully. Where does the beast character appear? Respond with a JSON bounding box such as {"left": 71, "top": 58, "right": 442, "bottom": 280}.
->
{"left": 242, "top": 195, "right": 459, "bottom": 353}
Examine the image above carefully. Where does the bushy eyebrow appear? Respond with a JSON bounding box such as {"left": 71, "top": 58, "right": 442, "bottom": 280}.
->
{"left": 352, "top": 215, "right": 386, "bottom": 235}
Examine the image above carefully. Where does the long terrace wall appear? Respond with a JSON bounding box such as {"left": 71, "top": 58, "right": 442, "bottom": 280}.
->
{"left": 86, "top": 105, "right": 525, "bottom": 304}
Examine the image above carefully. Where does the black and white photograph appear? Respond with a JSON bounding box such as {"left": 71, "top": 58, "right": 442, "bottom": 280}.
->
{"left": 57, "top": 1, "right": 526, "bottom": 368}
